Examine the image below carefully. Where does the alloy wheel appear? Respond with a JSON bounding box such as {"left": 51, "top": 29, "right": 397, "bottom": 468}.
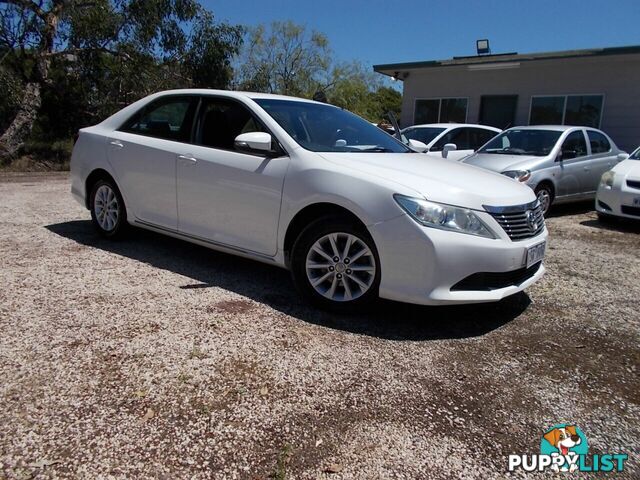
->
{"left": 305, "top": 232, "right": 376, "bottom": 302}
{"left": 94, "top": 184, "right": 119, "bottom": 232}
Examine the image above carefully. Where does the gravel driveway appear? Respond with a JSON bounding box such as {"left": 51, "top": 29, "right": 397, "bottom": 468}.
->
{"left": 1, "top": 173, "right": 638, "bottom": 479}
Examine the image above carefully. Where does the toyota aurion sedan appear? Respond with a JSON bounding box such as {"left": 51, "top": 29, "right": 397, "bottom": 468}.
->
{"left": 462, "top": 126, "right": 627, "bottom": 215}
{"left": 71, "top": 89, "right": 547, "bottom": 309}
{"left": 596, "top": 146, "right": 640, "bottom": 221}
{"left": 402, "top": 123, "right": 501, "bottom": 161}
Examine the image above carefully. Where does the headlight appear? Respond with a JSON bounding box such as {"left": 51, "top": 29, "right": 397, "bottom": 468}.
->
{"left": 394, "top": 194, "right": 496, "bottom": 238}
{"left": 600, "top": 170, "right": 615, "bottom": 188}
{"left": 502, "top": 170, "right": 531, "bottom": 182}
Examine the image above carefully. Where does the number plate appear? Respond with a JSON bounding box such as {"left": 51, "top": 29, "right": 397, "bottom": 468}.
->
{"left": 633, "top": 197, "right": 640, "bottom": 206}
{"left": 526, "top": 241, "right": 546, "bottom": 268}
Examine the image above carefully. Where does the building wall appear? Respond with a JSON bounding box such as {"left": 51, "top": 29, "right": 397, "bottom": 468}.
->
{"left": 400, "top": 53, "right": 640, "bottom": 152}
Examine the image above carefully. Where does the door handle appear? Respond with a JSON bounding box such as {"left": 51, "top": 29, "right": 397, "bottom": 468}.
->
{"left": 109, "top": 140, "right": 124, "bottom": 148}
{"left": 583, "top": 166, "right": 590, "bottom": 171}
{"left": 178, "top": 154, "right": 197, "bottom": 164}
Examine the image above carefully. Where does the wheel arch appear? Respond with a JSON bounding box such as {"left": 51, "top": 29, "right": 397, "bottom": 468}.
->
{"left": 84, "top": 168, "right": 120, "bottom": 209}
{"left": 283, "top": 203, "right": 369, "bottom": 267}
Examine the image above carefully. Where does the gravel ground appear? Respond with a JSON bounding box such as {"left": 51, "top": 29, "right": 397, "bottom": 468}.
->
{"left": 1, "top": 173, "right": 638, "bottom": 479}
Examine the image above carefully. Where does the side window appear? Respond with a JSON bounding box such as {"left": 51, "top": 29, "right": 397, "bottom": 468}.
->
{"left": 561, "top": 131, "right": 588, "bottom": 157}
{"left": 469, "top": 128, "right": 497, "bottom": 150}
{"left": 196, "top": 98, "right": 266, "bottom": 151}
{"left": 587, "top": 130, "right": 611, "bottom": 154}
{"left": 432, "top": 128, "right": 470, "bottom": 151}
{"left": 120, "top": 97, "right": 196, "bottom": 142}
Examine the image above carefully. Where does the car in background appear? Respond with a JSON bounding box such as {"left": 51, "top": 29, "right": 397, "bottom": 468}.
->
{"left": 596, "top": 146, "right": 640, "bottom": 221}
{"left": 71, "top": 89, "right": 547, "bottom": 310}
{"left": 462, "top": 126, "right": 628, "bottom": 215}
{"left": 401, "top": 123, "right": 501, "bottom": 161}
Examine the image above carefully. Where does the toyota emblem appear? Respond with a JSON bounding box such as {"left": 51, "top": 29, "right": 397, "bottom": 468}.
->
{"left": 525, "top": 210, "right": 537, "bottom": 232}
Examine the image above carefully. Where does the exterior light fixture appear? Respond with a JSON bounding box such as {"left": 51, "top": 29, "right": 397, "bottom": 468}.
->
{"left": 476, "top": 39, "right": 490, "bottom": 55}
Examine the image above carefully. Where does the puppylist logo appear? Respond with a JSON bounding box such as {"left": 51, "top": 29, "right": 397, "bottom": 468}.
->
{"left": 508, "top": 424, "right": 628, "bottom": 473}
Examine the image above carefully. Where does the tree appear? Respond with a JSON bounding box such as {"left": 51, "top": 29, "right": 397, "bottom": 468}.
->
{"left": 235, "top": 21, "right": 331, "bottom": 96}
{"left": 0, "top": 0, "right": 243, "bottom": 161}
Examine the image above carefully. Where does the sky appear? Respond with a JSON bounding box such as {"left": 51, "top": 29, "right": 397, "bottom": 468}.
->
{"left": 205, "top": 0, "right": 640, "bottom": 67}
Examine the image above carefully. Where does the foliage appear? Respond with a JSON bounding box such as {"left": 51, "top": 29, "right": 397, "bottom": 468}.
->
{"left": 235, "top": 22, "right": 401, "bottom": 123}
{"left": 0, "top": 0, "right": 243, "bottom": 159}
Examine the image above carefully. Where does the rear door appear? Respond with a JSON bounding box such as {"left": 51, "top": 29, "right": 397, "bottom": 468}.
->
{"left": 584, "top": 130, "right": 617, "bottom": 193}
{"left": 107, "top": 95, "right": 198, "bottom": 230}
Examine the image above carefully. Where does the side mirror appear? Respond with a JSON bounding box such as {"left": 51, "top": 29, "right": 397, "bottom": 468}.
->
{"left": 617, "top": 152, "right": 629, "bottom": 162}
{"left": 560, "top": 149, "right": 577, "bottom": 160}
{"left": 234, "top": 132, "right": 273, "bottom": 155}
{"left": 407, "top": 139, "right": 429, "bottom": 153}
{"left": 442, "top": 143, "right": 457, "bottom": 159}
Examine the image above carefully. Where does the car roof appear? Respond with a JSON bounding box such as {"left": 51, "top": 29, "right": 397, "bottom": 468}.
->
{"left": 505, "top": 125, "right": 586, "bottom": 132}
{"left": 151, "top": 88, "right": 321, "bottom": 104}
{"left": 406, "top": 123, "right": 501, "bottom": 132}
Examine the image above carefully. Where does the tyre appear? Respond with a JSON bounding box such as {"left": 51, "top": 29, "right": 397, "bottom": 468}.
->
{"left": 89, "top": 178, "right": 127, "bottom": 238}
{"left": 290, "top": 216, "right": 380, "bottom": 311}
{"left": 535, "top": 183, "right": 554, "bottom": 216}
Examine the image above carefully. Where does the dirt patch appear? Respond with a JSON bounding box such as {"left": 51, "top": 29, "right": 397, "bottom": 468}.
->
{"left": 0, "top": 178, "right": 638, "bottom": 479}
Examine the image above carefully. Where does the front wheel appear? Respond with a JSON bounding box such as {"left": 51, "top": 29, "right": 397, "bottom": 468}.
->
{"left": 290, "top": 217, "right": 380, "bottom": 311}
{"left": 89, "top": 179, "right": 127, "bottom": 238}
{"left": 535, "top": 183, "right": 554, "bottom": 216}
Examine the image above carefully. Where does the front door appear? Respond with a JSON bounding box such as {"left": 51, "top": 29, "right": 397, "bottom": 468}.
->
{"left": 107, "top": 95, "right": 198, "bottom": 230}
{"left": 176, "top": 97, "right": 289, "bottom": 256}
{"left": 479, "top": 95, "right": 518, "bottom": 129}
{"left": 555, "top": 130, "right": 589, "bottom": 197}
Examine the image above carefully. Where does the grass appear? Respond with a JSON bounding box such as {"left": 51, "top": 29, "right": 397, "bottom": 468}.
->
{"left": 273, "top": 444, "right": 292, "bottom": 480}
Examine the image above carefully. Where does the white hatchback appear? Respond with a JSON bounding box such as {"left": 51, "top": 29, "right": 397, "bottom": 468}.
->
{"left": 401, "top": 123, "right": 501, "bottom": 161}
{"left": 596, "top": 146, "right": 640, "bottom": 221}
{"left": 71, "top": 89, "right": 547, "bottom": 309}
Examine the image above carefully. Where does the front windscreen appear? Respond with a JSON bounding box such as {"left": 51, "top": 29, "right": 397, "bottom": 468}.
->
{"left": 478, "top": 129, "right": 562, "bottom": 157}
{"left": 403, "top": 127, "right": 446, "bottom": 145}
{"left": 629, "top": 147, "right": 640, "bottom": 160}
{"left": 254, "top": 99, "right": 410, "bottom": 153}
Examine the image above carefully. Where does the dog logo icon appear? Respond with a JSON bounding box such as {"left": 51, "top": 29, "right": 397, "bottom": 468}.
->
{"left": 540, "top": 424, "right": 588, "bottom": 472}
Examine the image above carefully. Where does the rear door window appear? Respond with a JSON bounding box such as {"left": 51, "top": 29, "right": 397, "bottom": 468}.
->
{"left": 587, "top": 130, "right": 611, "bottom": 154}
{"left": 120, "top": 96, "right": 197, "bottom": 142}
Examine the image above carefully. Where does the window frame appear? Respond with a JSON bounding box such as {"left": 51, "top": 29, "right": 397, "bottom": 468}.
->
{"left": 191, "top": 95, "right": 287, "bottom": 158}
{"left": 560, "top": 129, "right": 589, "bottom": 159}
{"left": 528, "top": 94, "right": 605, "bottom": 129}
{"left": 586, "top": 128, "right": 612, "bottom": 155}
{"left": 413, "top": 97, "right": 468, "bottom": 125}
{"left": 118, "top": 94, "right": 200, "bottom": 143}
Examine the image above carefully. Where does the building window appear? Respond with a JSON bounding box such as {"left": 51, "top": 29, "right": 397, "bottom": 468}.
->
{"left": 529, "top": 95, "right": 603, "bottom": 128}
{"left": 565, "top": 95, "right": 604, "bottom": 128}
{"left": 414, "top": 98, "right": 467, "bottom": 124}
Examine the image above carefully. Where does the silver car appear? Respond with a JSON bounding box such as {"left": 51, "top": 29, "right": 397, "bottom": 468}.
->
{"left": 462, "top": 126, "right": 628, "bottom": 215}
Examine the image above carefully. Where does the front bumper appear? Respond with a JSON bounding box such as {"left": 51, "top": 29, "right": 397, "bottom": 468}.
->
{"left": 596, "top": 184, "right": 640, "bottom": 220}
{"left": 369, "top": 213, "right": 547, "bottom": 305}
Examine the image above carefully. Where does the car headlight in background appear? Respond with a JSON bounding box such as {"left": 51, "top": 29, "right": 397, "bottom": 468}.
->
{"left": 394, "top": 194, "right": 496, "bottom": 238}
{"left": 501, "top": 170, "right": 531, "bottom": 182}
{"left": 600, "top": 170, "right": 615, "bottom": 188}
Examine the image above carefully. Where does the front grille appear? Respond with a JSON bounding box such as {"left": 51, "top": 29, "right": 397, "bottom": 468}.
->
{"left": 621, "top": 205, "right": 640, "bottom": 217}
{"left": 451, "top": 262, "right": 542, "bottom": 291}
{"left": 626, "top": 179, "right": 640, "bottom": 190}
{"left": 484, "top": 201, "right": 545, "bottom": 241}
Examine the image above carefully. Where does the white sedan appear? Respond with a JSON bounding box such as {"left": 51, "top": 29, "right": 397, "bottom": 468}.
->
{"left": 401, "top": 123, "right": 501, "bottom": 161}
{"left": 71, "top": 89, "right": 546, "bottom": 309}
{"left": 596, "top": 146, "right": 640, "bottom": 221}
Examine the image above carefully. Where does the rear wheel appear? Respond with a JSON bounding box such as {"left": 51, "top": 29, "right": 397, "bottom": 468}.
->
{"left": 535, "top": 183, "right": 554, "bottom": 216}
{"left": 291, "top": 216, "right": 380, "bottom": 311}
{"left": 89, "top": 179, "right": 127, "bottom": 238}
